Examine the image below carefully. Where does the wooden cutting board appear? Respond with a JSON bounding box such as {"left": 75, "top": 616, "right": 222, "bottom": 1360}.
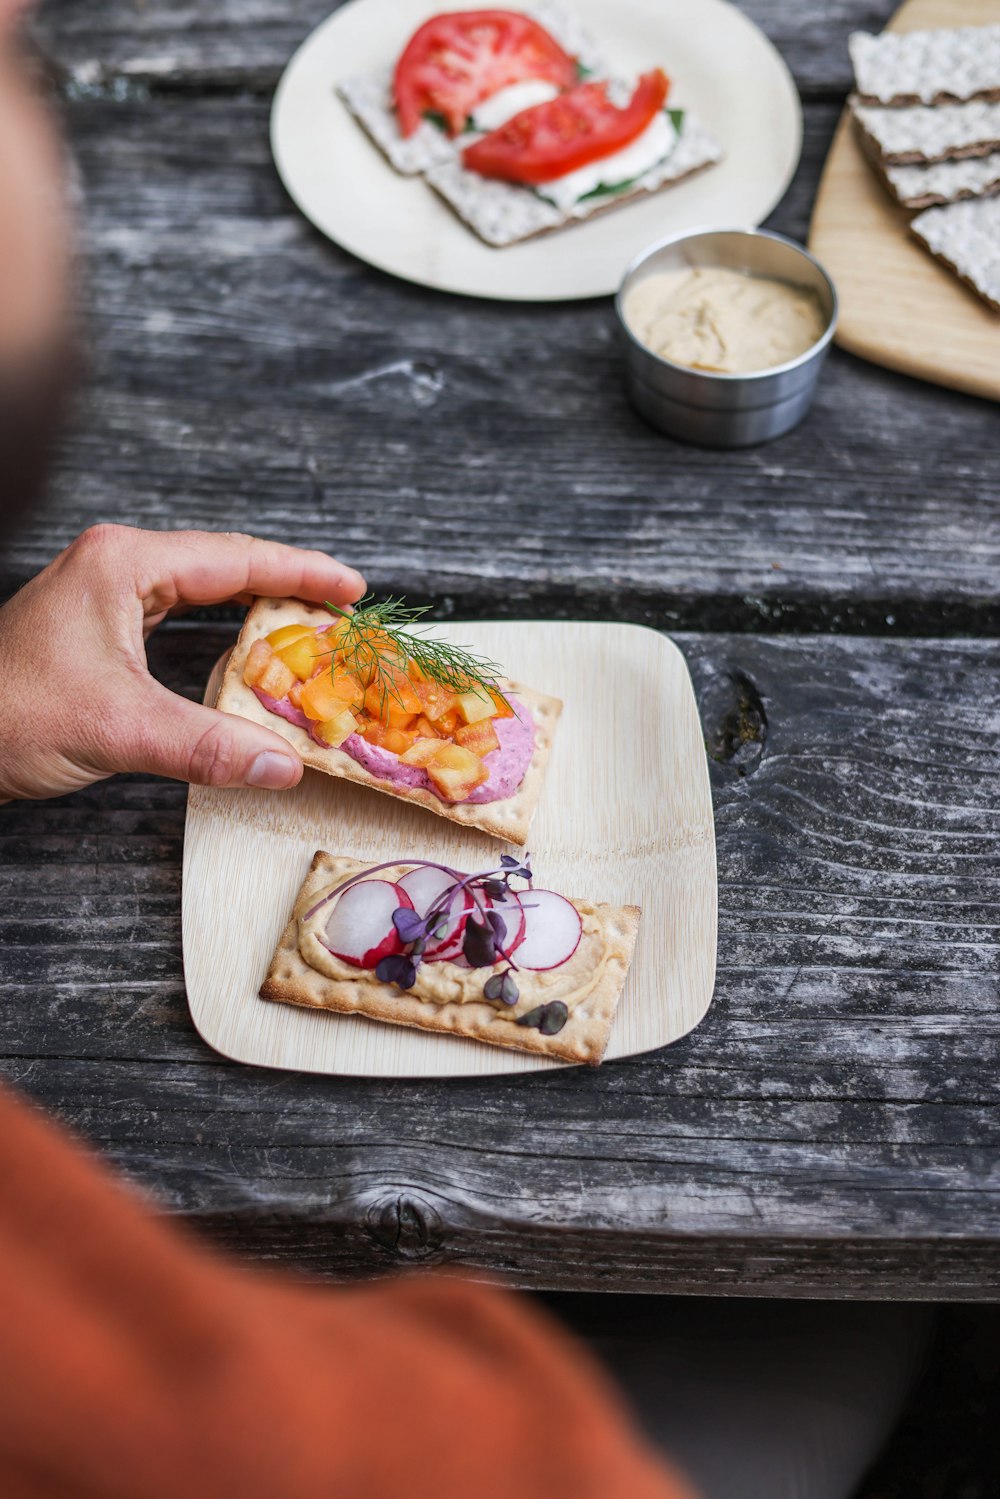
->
{"left": 809, "top": 0, "right": 1000, "bottom": 402}
{"left": 182, "top": 621, "right": 718, "bottom": 1078}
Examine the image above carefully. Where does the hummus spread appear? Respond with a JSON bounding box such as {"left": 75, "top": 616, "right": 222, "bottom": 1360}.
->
{"left": 298, "top": 859, "right": 611, "bottom": 1020}
{"left": 624, "top": 265, "right": 826, "bottom": 374}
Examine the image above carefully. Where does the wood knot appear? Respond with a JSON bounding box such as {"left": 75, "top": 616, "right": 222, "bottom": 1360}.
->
{"left": 366, "top": 1192, "right": 444, "bottom": 1260}
{"left": 701, "top": 668, "right": 768, "bottom": 776}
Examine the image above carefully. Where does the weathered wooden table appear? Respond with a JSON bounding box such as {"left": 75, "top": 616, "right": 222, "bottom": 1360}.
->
{"left": 3, "top": 0, "right": 999, "bottom": 1299}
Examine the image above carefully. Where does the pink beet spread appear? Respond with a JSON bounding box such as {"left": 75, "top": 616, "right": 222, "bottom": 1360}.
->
{"left": 251, "top": 687, "right": 534, "bottom": 804}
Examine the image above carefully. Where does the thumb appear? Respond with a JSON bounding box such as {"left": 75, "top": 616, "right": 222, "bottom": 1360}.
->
{"left": 128, "top": 683, "right": 303, "bottom": 789}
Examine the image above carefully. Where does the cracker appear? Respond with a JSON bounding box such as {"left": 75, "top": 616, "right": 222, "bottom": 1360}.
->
{"left": 425, "top": 112, "right": 722, "bottom": 248}
{"left": 260, "top": 851, "right": 641, "bottom": 1065}
{"left": 215, "top": 598, "right": 562, "bottom": 845}
{"left": 849, "top": 26, "right": 1000, "bottom": 108}
{"left": 879, "top": 149, "right": 1000, "bottom": 209}
{"left": 337, "top": 0, "right": 604, "bottom": 177}
{"left": 911, "top": 195, "right": 1000, "bottom": 312}
{"left": 853, "top": 98, "right": 1000, "bottom": 166}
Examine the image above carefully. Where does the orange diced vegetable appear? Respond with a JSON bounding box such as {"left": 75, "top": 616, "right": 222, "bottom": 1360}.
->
{"left": 456, "top": 688, "right": 495, "bottom": 725}
{"left": 312, "top": 708, "right": 358, "bottom": 748}
{"left": 266, "top": 624, "right": 313, "bottom": 651}
{"left": 426, "top": 743, "right": 488, "bottom": 803}
{"left": 276, "top": 631, "right": 329, "bottom": 682}
{"left": 299, "top": 670, "right": 360, "bottom": 721}
{"left": 257, "top": 655, "right": 297, "bottom": 699}
{"left": 243, "top": 638, "right": 273, "bottom": 687}
{"left": 489, "top": 686, "right": 514, "bottom": 719}
{"left": 413, "top": 678, "right": 459, "bottom": 722}
{"left": 364, "top": 671, "right": 420, "bottom": 725}
{"left": 435, "top": 708, "right": 460, "bottom": 736}
{"left": 362, "top": 722, "right": 416, "bottom": 755}
{"left": 399, "top": 737, "right": 444, "bottom": 768}
{"left": 412, "top": 714, "right": 441, "bottom": 740}
{"left": 454, "top": 719, "right": 500, "bottom": 757}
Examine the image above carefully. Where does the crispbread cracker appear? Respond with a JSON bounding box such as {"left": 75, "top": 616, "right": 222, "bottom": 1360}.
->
{"left": 911, "top": 195, "right": 1000, "bottom": 311}
{"left": 260, "top": 851, "right": 641, "bottom": 1065}
{"left": 215, "top": 597, "right": 561, "bottom": 844}
{"left": 337, "top": 0, "right": 604, "bottom": 176}
{"left": 850, "top": 25, "right": 1000, "bottom": 107}
{"left": 878, "top": 149, "right": 1000, "bottom": 209}
{"left": 853, "top": 97, "right": 1000, "bottom": 166}
{"left": 425, "top": 111, "right": 722, "bottom": 248}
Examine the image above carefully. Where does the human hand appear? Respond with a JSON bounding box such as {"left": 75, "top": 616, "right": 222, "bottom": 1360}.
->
{"left": 0, "top": 524, "right": 365, "bottom": 801}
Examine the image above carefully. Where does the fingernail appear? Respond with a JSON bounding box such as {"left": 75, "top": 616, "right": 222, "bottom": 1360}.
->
{"left": 246, "top": 752, "right": 299, "bottom": 789}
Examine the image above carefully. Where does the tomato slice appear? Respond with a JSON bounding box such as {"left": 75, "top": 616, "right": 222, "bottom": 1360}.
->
{"left": 393, "top": 10, "right": 578, "bottom": 138}
{"left": 463, "top": 69, "right": 670, "bottom": 184}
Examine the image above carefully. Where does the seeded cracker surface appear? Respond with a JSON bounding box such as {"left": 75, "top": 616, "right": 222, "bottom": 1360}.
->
{"left": 850, "top": 25, "right": 1000, "bottom": 107}
{"left": 911, "top": 195, "right": 1000, "bottom": 312}
{"left": 853, "top": 98, "right": 1000, "bottom": 166}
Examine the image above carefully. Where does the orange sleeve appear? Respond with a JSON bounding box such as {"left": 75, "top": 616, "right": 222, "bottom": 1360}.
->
{"left": 0, "top": 1086, "right": 697, "bottom": 1499}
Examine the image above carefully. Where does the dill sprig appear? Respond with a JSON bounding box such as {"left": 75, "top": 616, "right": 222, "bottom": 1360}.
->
{"left": 325, "top": 595, "right": 510, "bottom": 719}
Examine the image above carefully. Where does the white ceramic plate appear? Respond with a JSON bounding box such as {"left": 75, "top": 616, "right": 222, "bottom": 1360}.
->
{"left": 270, "top": 0, "right": 803, "bottom": 300}
{"left": 183, "top": 621, "right": 717, "bottom": 1077}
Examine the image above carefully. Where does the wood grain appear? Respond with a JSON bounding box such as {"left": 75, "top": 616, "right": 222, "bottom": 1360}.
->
{"left": 2, "top": 89, "right": 997, "bottom": 631}
{"left": 4, "top": 624, "right": 1000, "bottom": 1295}
{"left": 183, "top": 623, "right": 717, "bottom": 1074}
{"left": 810, "top": 0, "right": 1000, "bottom": 401}
{"left": 33, "top": 0, "right": 886, "bottom": 99}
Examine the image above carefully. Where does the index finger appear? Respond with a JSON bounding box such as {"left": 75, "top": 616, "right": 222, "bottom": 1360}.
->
{"left": 136, "top": 529, "right": 367, "bottom": 613}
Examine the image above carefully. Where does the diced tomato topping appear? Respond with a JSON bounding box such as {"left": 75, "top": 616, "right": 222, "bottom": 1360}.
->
{"left": 393, "top": 9, "right": 578, "bottom": 138}
{"left": 463, "top": 69, "right": 669, "bottom": 184}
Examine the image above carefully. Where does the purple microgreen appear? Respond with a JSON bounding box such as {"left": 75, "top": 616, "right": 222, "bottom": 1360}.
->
{"left": 375, "top": 954, "right": 417, "bottom": 989}
{"left": 500, "top": 854, "right": 519, "bottom": 868}
{"left": 484, "top": 971, "right": 520, "bottom": 1007}
{"left": 486, "top": 909, "right": 507, "bottom": 945}
{"left": 516, "top": 1001, "right": 568, "bottom": 1035}
{"left": 462, "top": 916, "right": 498, "bottom": 969}
{"left": 481, "top": 879, "right": 507, "bottom": 900}
{"left": 392, "top": 907, "right": 427, "bottom": 944}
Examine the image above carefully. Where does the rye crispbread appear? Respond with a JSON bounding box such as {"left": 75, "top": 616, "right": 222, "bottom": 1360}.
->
{"left": 850, "top": 25, "right": 1000, "bottom": 108}
{"left": 215, "top": 598, "right": 562, "bottom": 845}
{"left": 425, "top": 111, "right": 723, "bottom": 248}
{"left": 853, "top": 97, "right": 1000, "bottom": 166}
{"left": 878, "top": 148, "right": 1000, "bottom": 209}
{"left": 911, "top": 195, "right": 1000, "bottom": 312}
{"left": 260, "top": 851, "right": 641, "bottom": 1065}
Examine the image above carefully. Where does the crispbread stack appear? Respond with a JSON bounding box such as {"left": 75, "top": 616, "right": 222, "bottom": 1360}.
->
{"left": 846, "top": 23, "right": 1000, "bottom": 309}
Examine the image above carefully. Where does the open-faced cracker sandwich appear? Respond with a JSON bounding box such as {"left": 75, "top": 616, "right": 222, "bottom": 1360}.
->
{"left": 215, "top": 596, "right": 561, "bottom": 844}
{"left": 261, "top": 850, "right": 640, "bottom": 1065}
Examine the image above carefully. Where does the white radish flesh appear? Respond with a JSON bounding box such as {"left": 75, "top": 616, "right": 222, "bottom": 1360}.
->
{"left": 397, "top": 866, "right": 455, "bottom": 917}
{"left": 324, "top": 880, "right": 413, "bottom": 969}
{"left": 512, "top": 889, "right": 582, "bottom": 971}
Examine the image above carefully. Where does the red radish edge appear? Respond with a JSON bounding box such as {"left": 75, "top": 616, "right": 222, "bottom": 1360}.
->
{"left": 511, "top": 889, "right": 582, "bottom": 971}
{"left": 323, "top": 879, "right": 413, "bottom": 970}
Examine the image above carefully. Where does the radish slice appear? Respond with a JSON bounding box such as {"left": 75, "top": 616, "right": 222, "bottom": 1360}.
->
{"left": 324, "top": 879, "right": 413, "bottom": 970}
{"left": 398, "top": 866, "right": 456, "bottom": 918}
{"left": 424, "top": 891, "right": 475, "bottom": 960}
{"left": 487, "top": 887, "right": 526, "bottom": 955}
{"left": 512, "top": 889, "right": 582, "bottom": 971}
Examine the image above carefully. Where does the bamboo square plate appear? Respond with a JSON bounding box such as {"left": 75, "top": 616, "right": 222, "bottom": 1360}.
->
{"left": 182, "top": 621, "right": 717, "bottom": 1076}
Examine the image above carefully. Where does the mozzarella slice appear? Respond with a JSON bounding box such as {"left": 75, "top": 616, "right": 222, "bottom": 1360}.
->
{"left": 470, "top": 80, "right": 561, "bottom": 132}
{"left": 536, "top": 111, "right": 677, "bottom": 211}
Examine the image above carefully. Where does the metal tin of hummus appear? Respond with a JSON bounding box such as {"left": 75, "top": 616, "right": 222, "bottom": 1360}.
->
{"left": 615, "top": 227, "right": 839, "bottom": 448}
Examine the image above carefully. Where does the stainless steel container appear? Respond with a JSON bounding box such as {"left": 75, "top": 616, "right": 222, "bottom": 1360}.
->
{"left": 616, "top": 227, "right": 838, "bottom": 448}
